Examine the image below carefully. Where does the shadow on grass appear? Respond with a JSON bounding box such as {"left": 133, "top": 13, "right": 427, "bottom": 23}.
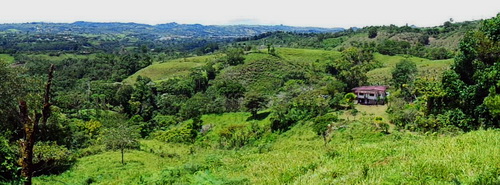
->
{"left": 246, "top": 112, "right": 271, "bottom": 121}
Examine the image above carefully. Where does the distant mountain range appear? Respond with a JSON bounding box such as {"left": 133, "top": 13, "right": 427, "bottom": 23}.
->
{"left": 0, "top": 21, "right": 344, "bottom": 38}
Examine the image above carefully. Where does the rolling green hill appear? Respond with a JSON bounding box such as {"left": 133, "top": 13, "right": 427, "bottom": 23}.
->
{"left": 123, "top": 55, "right": 217, "bottom": 84}
{"left": 123, "top": 48, "right": 342, "bottom": 84}
{"left": 125, "top": 47, "right": 453, "bottom": 89}
{"left": 367, "top": 53, "right": 453, "bottom": 85}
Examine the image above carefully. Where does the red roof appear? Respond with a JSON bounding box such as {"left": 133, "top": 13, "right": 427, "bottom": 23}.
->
{"left": 352, "top": 86, "right": 388, "bottom": 92}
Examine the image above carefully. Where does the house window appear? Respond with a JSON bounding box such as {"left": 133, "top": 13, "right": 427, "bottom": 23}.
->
{"left": 370, "top": 94, "right": 375, "bottom": 96}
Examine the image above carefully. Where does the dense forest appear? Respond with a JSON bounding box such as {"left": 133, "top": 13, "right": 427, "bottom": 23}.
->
{"left": 0, "top": 14, "right": 499, "bottom": 184}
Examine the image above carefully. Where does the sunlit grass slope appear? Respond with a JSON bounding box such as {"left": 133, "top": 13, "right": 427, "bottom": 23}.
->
{"left": 123, "top": 47, "right": 451, "bottom": 87}
{"left": 123, "top": 55, "right": 215, "bottom": 84}
{"left": 0, "top": 54, "right": 15, "bottom": 64}
{"left": 123, "top": 48, "right": 342, "bottom": 85}
{"left": 34, "top": 111, "right": 500, "bottom": 184}
{"left": 367, "top": 53, "right": 453, "bottom": 85}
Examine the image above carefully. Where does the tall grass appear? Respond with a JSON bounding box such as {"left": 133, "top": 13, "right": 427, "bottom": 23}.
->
{"left": 34, "top": 111, "right": 500, "bottom": 184}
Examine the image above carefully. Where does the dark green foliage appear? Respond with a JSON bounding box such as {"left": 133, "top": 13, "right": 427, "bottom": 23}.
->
{"left": 0, "top": 136, "right": 19, "bottom": 182}
{"left": 115, "top": 85, "right": 134, "bottom": 114}
{"left": 392, "top": 59, "right": 418, "bottom": 101}
{"left": 368, "top": 27, "right": 378, "bottom": 38}
{"left": 393, "top": 59, "right": 417, "bottom": 84}
{"left": 243, "top": 92, "right": 268, "bottom": 117}
{"left": 330, "top": 47, "right": 378, "bottom": 90}
{"left": 312, "top": 113, "right": 339, "bottom": 136}
{"left": 152, "top": 124, "right": 194, "bottom": 144}
{"left": 213, "top": 80, "right": 246, "bottom": 111}
{"left": 189, "top": 68, "right": 210, "bottom": 93}
{"left": 156, "top": 93, "right": 189, "bottom": 116}
{"left": 131, "top": 76, "right": 156, "bottom": 120}
{"left": 438, "top": 14, "right": 500, "bottom": 129}
{"left": 424, "top": 47, "right": 452, "bottom": 60}
{"left": 387, "top": 15, "right": 500, "bottom": 132}
{"left": 271, "top": 89, "right": 330, "bottom": 131}
{"left": 32, "top": 142, "right": 75, "bottom": 176}
{"left": 0, "top": 60, "right": 24, "bottom": 139}
{"left": 179, "top": 93, "right": 224, "bottom": 121}
{"left": 224, "top": 48, "right": 245, "bottom": 66}
{"left": 157, "top": 78, "right": 195, "bottom": 97}
{"left": 151, "top": 115, "right": 178, "bottom": 129}
{"left": 377, "top": 40, "right": 411, "bottom": 56}
{"left": 387, "top": 96, "right": 420, "bottom": 129}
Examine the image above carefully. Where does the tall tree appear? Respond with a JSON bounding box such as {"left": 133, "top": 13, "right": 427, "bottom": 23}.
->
{"left": 392, "top": 59, "right": 418, "bottom": 89}
{"left": 442, "top": 14, "right": 500, "bottom": 129}
{"left": 392, "top": 59, "right": 418, "bottom": 102}
{"left": 19, "top": 64, "right": 55, "bottom": 185}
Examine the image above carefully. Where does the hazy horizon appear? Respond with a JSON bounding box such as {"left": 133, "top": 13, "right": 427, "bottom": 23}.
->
{"left": 1, "top": 0, "right": 499, "bottom": 28}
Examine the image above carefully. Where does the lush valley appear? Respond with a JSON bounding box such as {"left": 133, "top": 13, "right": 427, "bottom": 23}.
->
{"left": 0, "top": 14, "right": 499, "bottom": 185}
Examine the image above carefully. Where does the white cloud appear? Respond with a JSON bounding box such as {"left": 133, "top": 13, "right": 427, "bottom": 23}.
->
{"left": 1, "top": 0, "right": 499, "bottom": 28}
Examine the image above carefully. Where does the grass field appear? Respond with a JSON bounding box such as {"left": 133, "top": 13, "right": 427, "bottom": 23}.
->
{"left": 26, "top": 53, "right": 96, "bottom": 61}
{"left": 33, "top": 113, "right": 500, "bottom": 184}
{"left": 0, "top": 54, "right": 15, "bottom": 64}
{"left": 275, "top": 48, "right": 341, "bottom": 63}
{"left": 123, "top": 55, "right": 216, "bottom": 84}
{"left": 339, "top": 104, "right": 389, "bottom": 122}
{"left": 367, "top": 53, "right": 453, "bottom": 85}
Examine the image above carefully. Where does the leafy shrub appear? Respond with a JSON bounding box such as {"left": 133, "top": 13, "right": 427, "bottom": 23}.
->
{"left": 33, "top": 141, "right": 75, "bottom": 176}
{"left": 243, "top": 92, "right": 267, "bottom": 117}
{"left": 224, "top": 48, "right": 245, "bottom": 66}
{"left": 217, "top": 123, "right": 256, "bottom": 149}
{"left": 312, "top": 113, "right": 339, "bottom": 136}
{"left": 271, "top": 90, "right": 330, "bottom": 131}
{"left": 152, "top": 124, "right": 194, "bottom": 143}
{"left": 0, "top": 136, "right": 19, "bottom": 182}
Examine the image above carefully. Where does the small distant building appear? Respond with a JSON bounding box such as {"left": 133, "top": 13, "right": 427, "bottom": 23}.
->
{"left": 352, "top": 86, "right": 388, "bottom": 105}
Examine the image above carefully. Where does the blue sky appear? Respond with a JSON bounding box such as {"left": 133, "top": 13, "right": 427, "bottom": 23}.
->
{"left": 1, "top": 0, "right": 499, "bottom": 28}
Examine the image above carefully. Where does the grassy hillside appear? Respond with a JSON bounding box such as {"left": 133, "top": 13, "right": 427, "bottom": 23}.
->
{"left": 125, "top": 47, "right": 452, "bottom": 89}
{"left": 367, "top": 53, "right": 453, "bottom": 85}
{"left": 123, "top": 55, "right": 216, "bottom": 84}
{"left": 32, "top": 46, "right": 495, "bottom": 185}
{"left": 123, "top": 48, "right": 341, "bottom": 85}
{"left": 34, "top": 111, "right": 500, "bottom": 184}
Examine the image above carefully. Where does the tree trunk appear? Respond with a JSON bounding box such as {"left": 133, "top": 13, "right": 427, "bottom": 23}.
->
{"left": 19, "top": 101, "right": 36, "bottom": 185}
{"left": 121, "top": 148, "right": 124, "bottom": 165}
{"left": 19, "top": 64, "right": 55, "bottom": 185}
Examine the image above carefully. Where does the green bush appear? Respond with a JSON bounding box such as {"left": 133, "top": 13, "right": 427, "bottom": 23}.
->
{"left": 0, "top": 136, "right": 19, "bottom": 183}
{"left": 217, "top": 123, "right": 256, "bottom": 149}
{"left": 33, "top": 141, "right": 75, "bottom": 176}
{"left": 271, "top": 90, "right": 330, "bottom": 131}
{"left": 312, "top": 113, "right": 339, "bottom": 136}
{"left": 152, "top": 124, "right": 194, "bottom": 143}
